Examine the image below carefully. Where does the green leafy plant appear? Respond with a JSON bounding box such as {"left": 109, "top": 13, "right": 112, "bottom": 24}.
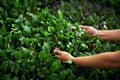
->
{"left": 0, "top": 0, "right": 120, "bottom": 80}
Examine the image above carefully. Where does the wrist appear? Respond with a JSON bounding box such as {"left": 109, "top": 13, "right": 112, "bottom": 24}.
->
{"left": 71, "top": 57, "right": 80, "bottom": 66}
{"left": 93, "top": 29, "right": 99, "bottom": 37}
{"left": 71, "top": 57, "right": 76, "bottom": 63}
{"left": 96, "top": 30, "right": 101, "bottom": 37}
{"left": 95, "top": 30, "right": 98, "bottom": 34}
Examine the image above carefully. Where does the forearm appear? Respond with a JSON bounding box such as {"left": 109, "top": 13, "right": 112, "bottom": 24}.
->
{"left": 72, "top": 51, "right": 120, "bottom": 68}
{"left": 96, "top": 30, "right": 120, "bottom": 40}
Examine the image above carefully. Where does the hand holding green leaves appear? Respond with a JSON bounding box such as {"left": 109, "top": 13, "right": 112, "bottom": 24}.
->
{"left": 81, "top": 26, "right": 98, "bottom": 35}
{"left": 53, "top": 48, "right": 74, "bottom": 61}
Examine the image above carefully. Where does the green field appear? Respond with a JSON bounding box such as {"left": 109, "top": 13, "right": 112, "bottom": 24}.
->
{"left": 0, "top": 0, "right": 120, "bottom": 80}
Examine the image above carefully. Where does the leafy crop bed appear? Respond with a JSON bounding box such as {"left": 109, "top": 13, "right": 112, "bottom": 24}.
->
{"left": 0, "top": 0, "right": 120, "bottom": 80}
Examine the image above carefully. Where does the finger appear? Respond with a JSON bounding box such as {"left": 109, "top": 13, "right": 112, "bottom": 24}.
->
{"left": 57, "top": 47, "right": 60, "bottom": 50}
{"left": 55, "top": 55, "right": 61, "bottom": 59}
{"left": 53, "top": 50, "right": 61, "bottom": 55}
{"left": 55, "top": 47, "right": 60, "bottom": 50}
{"left": 81, "top": 26, "right": 89, "bottom": 30}
{"left": 71, "top": 26, "right": 76, "bottom": 30}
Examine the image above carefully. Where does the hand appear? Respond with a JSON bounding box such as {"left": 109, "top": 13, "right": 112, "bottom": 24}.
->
{"left": 53, "top": 48, "right": 74, "bottom": 61}
{"left": 81, "top": 26, "right": 98, "bottom": 35}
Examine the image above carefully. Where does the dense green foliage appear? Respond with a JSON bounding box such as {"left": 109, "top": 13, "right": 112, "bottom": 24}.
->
{"left": 91, "top": 0, "right": 120, "bottom": 12}
{"left": 0, "top": 0, "right": 120, "bottom": 80}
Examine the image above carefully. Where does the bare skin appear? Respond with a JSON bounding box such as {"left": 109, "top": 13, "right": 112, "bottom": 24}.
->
{"left": 81, "top": 26, "right": 120, "bottom": 40}
{"left": 53, "top": 26, "right": 120, "bottom": 68}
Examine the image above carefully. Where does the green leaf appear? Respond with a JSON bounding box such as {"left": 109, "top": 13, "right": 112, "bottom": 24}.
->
{"left": 14, "top": 0, "right": 19, "bottom": 8}
{"left": 14, "top": 63, "right": 20, "bottom": 74}
{"left": 39, "top": 72, "right": 45, "bottom": 78}
{"left": 19, "top": 36, "right": 25, "bottom": 42}
{"left": 21, "top": 59, "right": 29, "bottom": 68}
{"left": 26, "top": 12, "right": 38, "bottom": 22}
{"left": 59, "top": 70, "right": 69, "bottom": 80}
{"left": 5, "top": 33, "right": 12, "bottom": 44}
{"left": 43, "top": 7, "right": 49, "bottom": 15}
{"left": 109, "top": 0, "right": 116, "bottom": 5}
{"left": 96, "top": 39, "right": 102, "bottom": 49}
{"left": 58, "top": 41, "right": 64, "bottom": 48}
{"left": 14, "top": 51, "right": 22, "bottom": 59}
{"left": 66, "top": 69, "right": 75, "bottom": 80}
{"left": 0, "top": 35, "right": 3, "bottom": 45}
{"left": 0, "top": 7, "right": 4, "bottom": 12}
{"left": 77, "top": 76, "right": 84, "bottom": 80}
{"left": 9, "top": 61, "right": 14, "bottom": 73}
{"left": 15, "top": 19, "right": 20, "bottom": 23}
{"left": 46, "top": 74, "right": 59, "bottom": 80}
{"left": 58, "top": 10, "right": 63, "bottom": 20}
{"left": 12, "top": 76, "right": 19, "bottom": 80}
{"left": 48, "top": 26, "right": 54, "bottom": 33}
{"left": 55, "top": 20, "right": 63, "bottom": 31}
{"left": 81, "top": 43, "right": 88, "bottom": 49}
{"left": 23, "top": 25, "right": 31, "bottom": 33}
{"left": 30, "top": 65, "right": 35, "bottom": 71}
{"left": 0, "top": 24, "right": 7, "bottom": 35}
{"left": 51, "top": 60, "right": 61, "bottom": 73}
{"left": 0, "top": 61, "right": 8, "bottom": 71}
{"left": 39, "top": 51, "right": 46, "bottom": 59}
{"left": 63, "top": 59, "right": 72, "bottom": 64}
{"left": 88, "top": 69, "right": 99, "bottom": 80}
{"left": 43, "top": 31, "right": 49, "bottom": 37}
{"left": 42, "top": 42, "right": 50, "bottom": 52}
